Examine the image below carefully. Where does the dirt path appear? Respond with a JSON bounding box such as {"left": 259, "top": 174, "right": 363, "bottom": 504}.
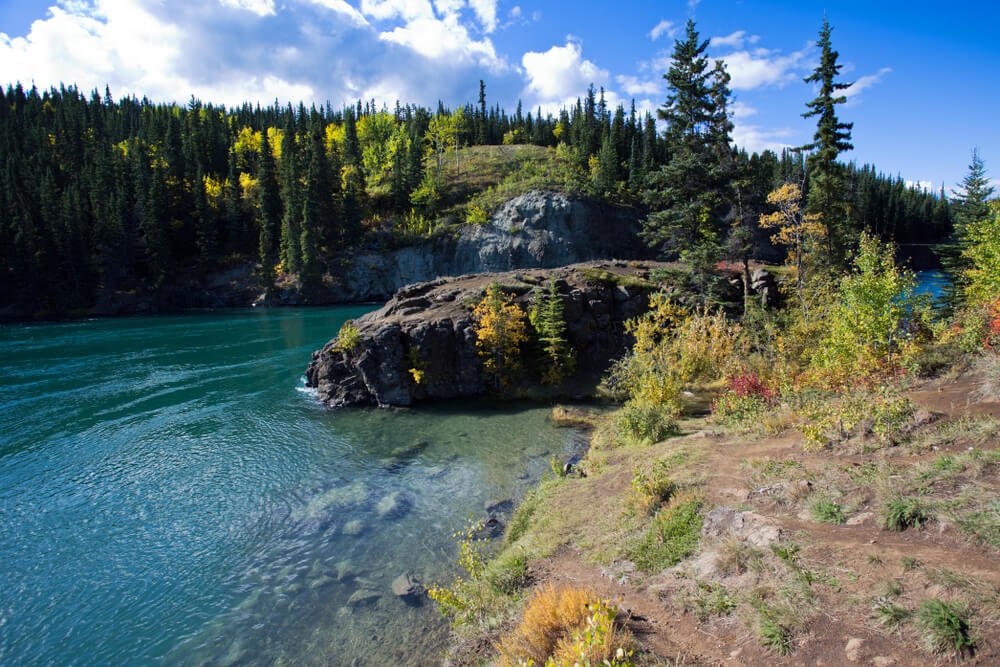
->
{"left": 520, "top": 378, "right": 1000, "bottom": 666}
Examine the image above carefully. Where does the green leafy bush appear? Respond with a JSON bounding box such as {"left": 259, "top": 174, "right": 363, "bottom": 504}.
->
{"left": 631, "top": 460, "right": 678, "bottom": 513}
{"left": 616, "top": 400, "right": 678, "bottom": 444}
{"left": 333, "top": 319, "right": 361, "bottom": 352}
{"left": 810, "top": 499, "right": 846, "bottom": 524}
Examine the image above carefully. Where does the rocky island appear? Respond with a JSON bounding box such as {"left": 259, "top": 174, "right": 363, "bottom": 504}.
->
{"left": 305, "top": 261, "right": 667, "bottom": 407}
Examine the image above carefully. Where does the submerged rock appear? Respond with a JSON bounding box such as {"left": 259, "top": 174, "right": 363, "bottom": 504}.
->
{"left": 346, "top": 588, "right": 381, "bottom": 607}
{"left": 342, "top": 519, "right": 366, "bottom": 536}
{"left": 335, "top": 560, "right": 360, "bottom": 581}
{"left": 391, "top": 573, "right": 425, "bottom": 602}
{"left": 484, "top": 498, "right": 514, "bottom": 516}
{"left": 376, "top": 491, "right": 413, "bottom": 520}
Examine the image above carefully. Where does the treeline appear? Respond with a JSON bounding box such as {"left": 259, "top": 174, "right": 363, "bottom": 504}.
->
{"left": 0, "top": 28, "right": 950, "bottom": 314}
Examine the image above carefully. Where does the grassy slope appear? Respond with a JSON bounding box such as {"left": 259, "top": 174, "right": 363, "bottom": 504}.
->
{"left": 455, "top": 367, "right": 1000, "bottom": 665}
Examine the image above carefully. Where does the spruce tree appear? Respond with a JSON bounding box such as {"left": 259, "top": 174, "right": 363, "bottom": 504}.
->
{"left": 952, "top": 149, "right": 994, "bottom": 235}
{"left": 257, "top": 129, "right": 282, "bottom": 287}
{"left": 799, "top": 17, "right": 854, "bottom": 262}
{"left": 942, "top": 150, "right": 994, "bottom": 305}
{"left": 278, "top": 119, "right": 302, "bottom": 274}
{"left": 641, "top": 19, "right": 730, "bottom": 292}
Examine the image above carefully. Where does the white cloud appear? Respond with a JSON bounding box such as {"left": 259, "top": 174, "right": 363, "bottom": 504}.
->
{"left": 844, "top": 66, "right": 892, "bottom": 101}
{"left": 468, "top": 0, "right": 497, "bottom": 32}
{"left": 307, "top": 0, "right": 369, "bottom": 25}
{"left": 219, "top": 0, "right": 275, "bottom": 16}
{"left": 731, "top": 122, "right": 795, "bottom": 154}
{"left": 648, "top": 19, "right": 676, "bottom": 41}
{"left": 0, "top": 0, "right": 518, "bottom": 109}
{"left": 731, "top": 101, "right": 756, "bottom": 119}
{"left": 718, "top": 47, "right": 809, "bottom": 90}
{"left": 378, "top": 14, "right": 504, "bottom": 68}
{"left": 688, "top": 0, "right": 701, "bottom": 11}
{"left": 359, "top": 0, "right": 433, "bottom": 21}
{"left": 616, "top": 74, "right": 660, "bottom": 97}
{"left": 709, "top": 30, "right": 759, "bottom": 49}
{"left": 905, "top": 179, "right": 935, "bottom": 193}
{"left": 521, "top": 40, "right": 609, "bottom": 110}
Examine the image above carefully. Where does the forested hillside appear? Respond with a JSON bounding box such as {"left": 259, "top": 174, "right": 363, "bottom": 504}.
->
{"left": 0, "top": 22, "right": 951, "bottom": 317}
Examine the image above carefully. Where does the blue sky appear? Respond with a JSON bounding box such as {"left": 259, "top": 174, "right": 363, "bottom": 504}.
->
{"left": 1, "top": 1, "right": 997, "bottom": 191}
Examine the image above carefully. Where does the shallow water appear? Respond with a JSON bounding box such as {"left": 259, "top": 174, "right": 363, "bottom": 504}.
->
{"left": 0, "top": 307, "right": 581, "bottom": 665}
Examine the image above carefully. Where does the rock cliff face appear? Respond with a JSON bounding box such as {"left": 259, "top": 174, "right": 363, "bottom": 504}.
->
{"left": 305, "top": 262, "right": 667, "bottom": 408}
{"left": 322, "top": 191, "right": 649, "bottom": 303}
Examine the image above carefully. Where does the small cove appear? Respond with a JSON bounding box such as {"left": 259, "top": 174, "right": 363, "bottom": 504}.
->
{"left": 0, "top": 307, "right": 583, "bottom": 665}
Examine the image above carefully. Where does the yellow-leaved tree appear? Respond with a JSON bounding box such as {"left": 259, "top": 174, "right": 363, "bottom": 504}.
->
{"left": 472, "top": 283, "right": 528, "bottom": 389}
{"left": 759, "top": 182, "right": 826, "bottom": 314}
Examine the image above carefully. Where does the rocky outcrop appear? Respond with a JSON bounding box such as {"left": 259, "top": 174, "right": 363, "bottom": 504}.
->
{"left": 305, "top": 261, "right": 670, "bottom": 408}
{"left": 319, "top": 191, "right": 649, "bottom": 303}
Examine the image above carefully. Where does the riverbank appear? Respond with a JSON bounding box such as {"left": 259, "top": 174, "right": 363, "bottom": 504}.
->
{"left": 435, "top": 362, "right": 1000, "bottom": 665}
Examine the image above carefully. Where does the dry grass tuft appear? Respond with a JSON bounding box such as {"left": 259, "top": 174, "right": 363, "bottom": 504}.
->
{"left": 498, "top": 584, "right": 623, "bottom": 665}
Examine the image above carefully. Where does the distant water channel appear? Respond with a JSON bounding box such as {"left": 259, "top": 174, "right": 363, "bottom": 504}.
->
{"left": 0, "top": 307, "right": 583, "bottom": 665}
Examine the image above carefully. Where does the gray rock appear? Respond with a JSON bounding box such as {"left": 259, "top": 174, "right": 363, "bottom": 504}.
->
{"left": 702, "top": 507, "right": 784, "bottom": 547}
{"left": 391, "top": 573, "right": 425, "bottom": 600}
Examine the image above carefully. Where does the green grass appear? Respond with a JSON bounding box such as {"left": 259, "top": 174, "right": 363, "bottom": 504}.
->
{"left": 955, "top": 499, "right": 1000, "bottom": 547}
{"left": 900, "top": 556, "right": 922, "bottom": 572}
{"left": 875, "top": 600, "right": 910, "bottom": 629}
{"left": 692, "top": 582, "right": 737, "bottom": 621}
{"left": 883, "top": 495, "right": 931, "bottom": 531}
{"left": 810, "top": 499, "right": 846, "bottom": 524}
{"left": 757, "top": 611, "right": 793, "bottom": 656}
{"left": 580, "top": 267, "right": 655, "bottom": 290}
{"left": 626, "top": 495, "right": 703, "bottom": 572}
{"left": 484, "top": 549, "right": 529, "bottom": 595}
{"left": 916, "top": 599, "right": 973, "bottom": 655}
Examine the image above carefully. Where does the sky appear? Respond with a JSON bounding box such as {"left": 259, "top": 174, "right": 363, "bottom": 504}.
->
{"left": 1, "top": 0, "right": 998, "bottom": 192}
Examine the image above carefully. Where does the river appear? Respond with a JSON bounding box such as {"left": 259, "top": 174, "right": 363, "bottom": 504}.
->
{"left": 0, "top": 307, "right": 582, "bottom": 665}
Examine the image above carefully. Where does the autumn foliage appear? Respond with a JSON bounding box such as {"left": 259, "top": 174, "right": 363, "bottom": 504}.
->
{"left": 472, "top": 283, "right": 529, "bottom": 389}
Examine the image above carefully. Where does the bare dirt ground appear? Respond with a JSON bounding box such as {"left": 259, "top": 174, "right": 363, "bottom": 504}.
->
{"left": 518, "top": 373, "right": 1000, "bottom": 666}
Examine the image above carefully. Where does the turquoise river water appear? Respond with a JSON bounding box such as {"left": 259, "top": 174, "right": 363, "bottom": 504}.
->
{"left": 0, "top": 307, "right": 583, "bottom": 666}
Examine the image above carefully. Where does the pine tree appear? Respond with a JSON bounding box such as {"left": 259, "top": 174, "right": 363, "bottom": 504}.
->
{"left": 942, "top": 150, "right": 994, "bottom": 305}
{"left": 278, "top": 119, "right": 302, "bottom": 274}
{"left": 952, "top": 149, "right": 994, "bottom": 235}
{"left": 529, "top": 282, "right": 575, "bottom": 385}
{"left": 641, "top": 20, "right": 729, "bottom": 292}
{"left": 257, "top": 129, "right": 281, "bottom": 287}
{"left": 799, "top": 17, "right": 854, "bottom": 262}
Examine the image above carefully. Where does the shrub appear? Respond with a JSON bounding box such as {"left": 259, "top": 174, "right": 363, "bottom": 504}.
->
{"left": 713, "top": 373, "right": 776, "bottom": 428}
{"left": 631, "top": 460, "right": 678, "bottom": 514}
{"left": 883, "top": 496, "right": 931, "bottom": 531}
{"left": 627, "top": 492, "right": 703, "bottom": 572}
{"left": 811, "top": 232, "right": 929, "bottom": 383}
{"left": 616, "top": 400, "right": 678, "bottom": 444}
{"left": 550, "top": 603, "right": 635, "bottom": 667}
{"left": 333, "top": 319, "right": 361, "bottom": 352}
{"left": 497, "top": 585, "right": 610, "bottom": 665}
{"left": 466, "top": 203, "right": 490, "bottom": 225}
{"left": 916, "top": 599, "right": 972, "bottom": 655}
{"left": 810, "top": 499, "right": 846, "bottom": 525}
